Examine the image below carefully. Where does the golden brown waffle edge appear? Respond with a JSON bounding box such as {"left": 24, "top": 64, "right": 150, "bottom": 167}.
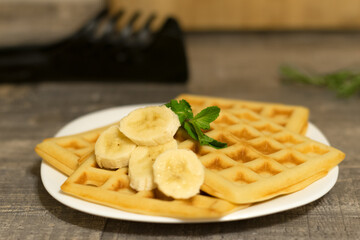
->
{"left": 177, "top": 94, "right": 309, "bottom": 135}
{"left": 174, "top": 106, "right": 345, "bottom": 204}
{"left": 35, "top": 122, "right": 119, "bottom": 176}
{"left": 60, "top": 154, "right": 249, "bottom": 219}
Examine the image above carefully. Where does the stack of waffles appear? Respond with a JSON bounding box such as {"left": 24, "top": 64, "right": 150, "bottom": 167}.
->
{"left": 35, "top": 94, "right": 345, "bottom": 219}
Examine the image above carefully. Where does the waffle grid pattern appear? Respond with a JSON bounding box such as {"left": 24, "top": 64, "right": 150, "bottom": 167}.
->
{"left": 61, "top": 154, "right": 246, "bottom": 219}
{"left": 35, "top": 124, "right": 117, "bottom": 176}
{"left": 176, "top": 108, "right": 344, "bottom": 204}
{"left": 177, "top": 94, "right": 309, "bottom": 135}
{"left": 35, "top": 95, "right": 345, "bottom": 217}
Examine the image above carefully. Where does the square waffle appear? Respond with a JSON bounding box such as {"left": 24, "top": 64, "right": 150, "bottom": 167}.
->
{"left": 36, "top": 122, "right": 248, "bottom": 218}
{"left": 36, "top": 94, "right": 309, "bottom": 177}
{"left": 35, "top": 123, "right": 119, "bottom": 176}
{"left": 177, "top": 94, "right": 309, "bottom": 135}
{"left": 60, "top": 153, "right": 247, "bottom": 219}
{"left": 175, "top": 107, "right": 345, "bottom": 204}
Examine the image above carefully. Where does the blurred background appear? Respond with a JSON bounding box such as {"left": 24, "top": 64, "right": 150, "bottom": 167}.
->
{"left": 3, "top": 0, "right": 360, "bottom": 46}
{"left": 1, "top": 0, "right": 360, "bottom": 97}
{"left": 2, "top": 2, "right": 360, "bottom": 238}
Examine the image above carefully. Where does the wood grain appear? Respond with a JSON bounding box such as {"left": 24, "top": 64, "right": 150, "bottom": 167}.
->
{"left": 0, "top": 33, "right": 359, "bottom": 239}
{"left": 110, "top": 0, "right": 360, "bottom": 31}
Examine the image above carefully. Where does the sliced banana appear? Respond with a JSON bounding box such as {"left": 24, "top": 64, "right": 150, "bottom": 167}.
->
{"left": 129, "top": 139, "right": 178, "bottom": 191}
{"left": 153, "top": 149, "right": 205, "bottom": 199}
{"left": 94, "top": 125, "right": 136, "bottom": 169}
{"left": 119, "top": 105, "right": 180, "bottom": 146}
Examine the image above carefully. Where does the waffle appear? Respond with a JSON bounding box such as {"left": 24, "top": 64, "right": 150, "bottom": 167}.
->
{"left": 36, "top": 95, "right": 344, "bottom": 217}
{"left": 35, "top": 123, "right": 119, "bottom": 176}
{"left": 177, "top": 94, "right": 309, "bottom": 135}
{"left": 36, "top": 122, "right": 249, "bottom": 218}
{"left": 175, "top": 107, "right": 345, "bottom": 204}
{"left": 61, "top": 153, "right": 248, "bottom": 219}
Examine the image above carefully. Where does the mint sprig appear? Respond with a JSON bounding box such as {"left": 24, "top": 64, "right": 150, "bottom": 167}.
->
{"left": 165, "top": 99, "right": 193, "bottom": 125}
{"left": 166, "top": 99, "right": 227, "bottom": 149}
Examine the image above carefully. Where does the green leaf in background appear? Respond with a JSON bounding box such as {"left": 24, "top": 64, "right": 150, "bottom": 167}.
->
{"left": 280, "top": 65, "right": 360, "bottom": 98}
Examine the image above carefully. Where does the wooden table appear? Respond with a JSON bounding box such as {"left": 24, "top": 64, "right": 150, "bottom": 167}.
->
{"left": 1, "top": 32, "right": 359, "bottom": 239}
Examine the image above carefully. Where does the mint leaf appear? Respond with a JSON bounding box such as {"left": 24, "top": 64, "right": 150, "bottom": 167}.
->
{"left": 193, "top": 106, "right": 220, "bottom": 130}
{"left": 192, "top": 122, "right": 206, "bottom": 145}
{"left": 165, "top": 99, "right": 193, "bottom": 125}
{"left": 201, "top": 134, "right": 228, "bottom": 149}
{"left": 192, "top": 123, "right": 227, "bottom": 149}
{"left": 165, "top": 99, "right": 227, "bottom": 149}
{"left": 183, "top": 121, "right": 198, "bottom": 140}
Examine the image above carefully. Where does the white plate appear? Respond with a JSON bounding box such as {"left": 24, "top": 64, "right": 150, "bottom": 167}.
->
{"left": 40, "top": 104, "right": 339, "bottom": 223}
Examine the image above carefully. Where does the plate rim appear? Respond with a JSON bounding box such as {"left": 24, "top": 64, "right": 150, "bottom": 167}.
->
{"left": 40, "top": 104, "right": 339, "bottom": 223}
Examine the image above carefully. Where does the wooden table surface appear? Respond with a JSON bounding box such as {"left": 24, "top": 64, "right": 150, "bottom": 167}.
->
{"left": 1, "top": 32, "right": 359, "bottom": 239}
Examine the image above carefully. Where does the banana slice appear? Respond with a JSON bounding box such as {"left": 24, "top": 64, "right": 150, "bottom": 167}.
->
{"left": 119, "top": 105, "right": 180, "bottom": 146}
{"left": 95, "top": 125, "right": 136, "bottom": 169}
{"left": 153, "top": 149, "right": 205, "bottom": 199}
{"left": 129, "top": 139, "right": 178, "bottom": 191}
